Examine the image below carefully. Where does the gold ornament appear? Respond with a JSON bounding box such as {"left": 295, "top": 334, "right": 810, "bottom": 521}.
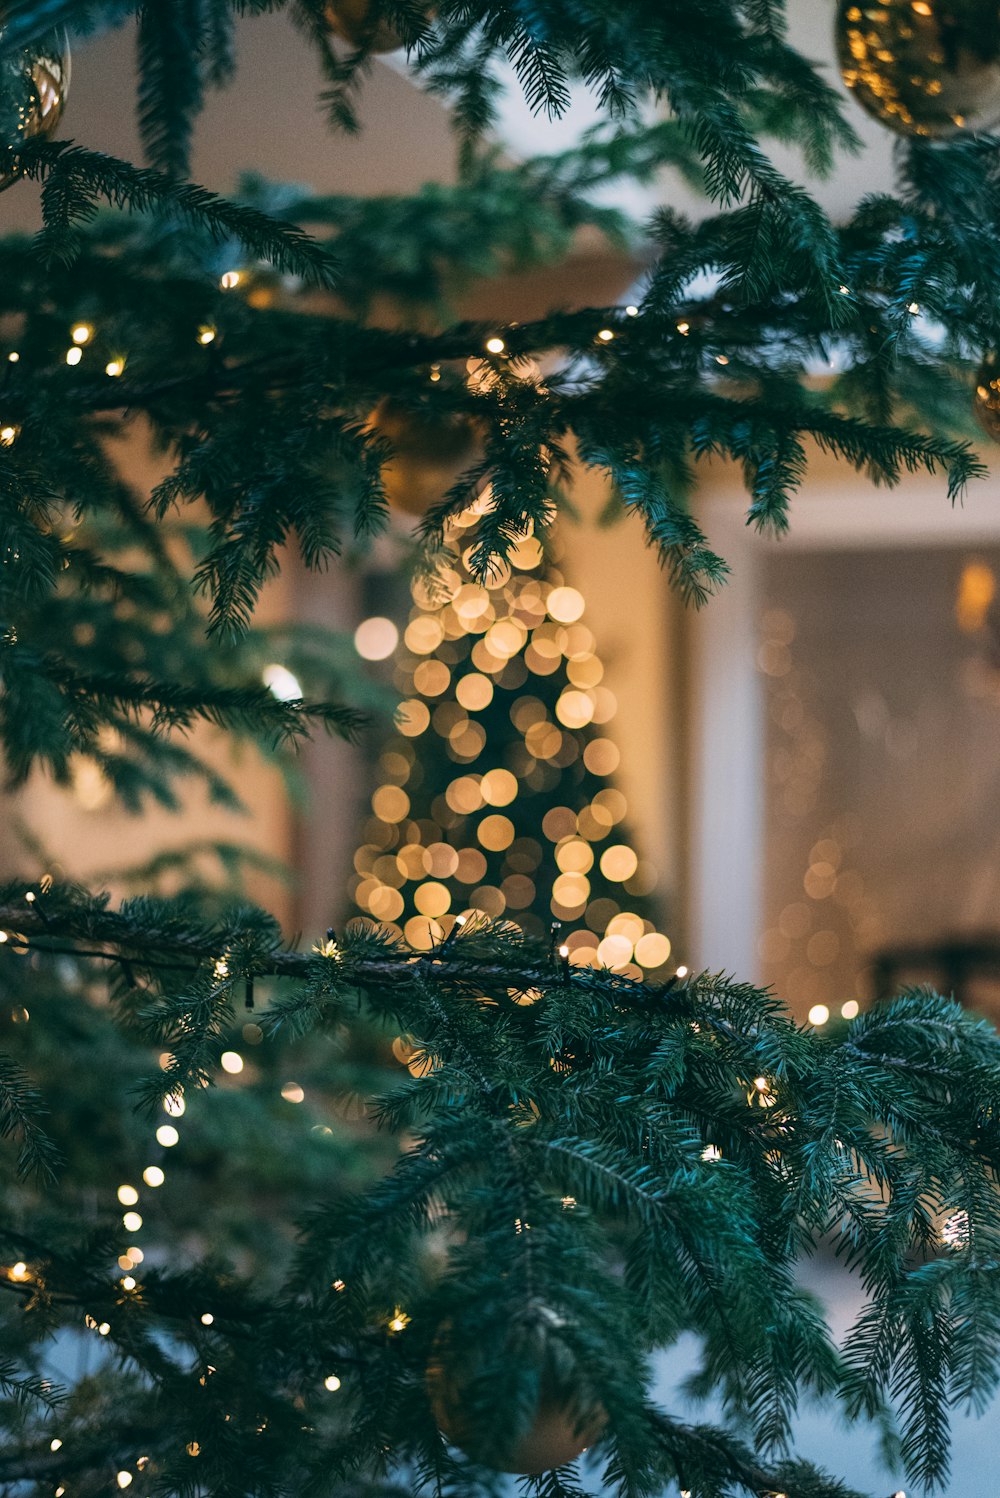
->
{"left": 835, "top": 0, "right": 1000, "bottom": 138}
{"left": 427, "top": 1314, "right": 607, "bottom": 1475}
{"left": 974, "top": 355, "right": 1000, "bottom": 439}
{"left": 323, "top": 0, "right": 407, "bottom": 52}
{"left": 0, "top": 24, "right": 69, "bottom": 191}
{"left": 369, "top": 398, "right": 481, "bottom": 519}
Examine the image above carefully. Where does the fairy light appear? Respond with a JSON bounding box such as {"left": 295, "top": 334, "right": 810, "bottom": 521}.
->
{"left": 213, "top": 959, "right": 229, "bottom": 982}
{"left": 597, "top": 328, "right": 615, "bottom": 342}
{"left": 0, "top": 425, "right": 18, "bottom": 446}
{"left": 121, "top": 1276, "right": 136, "bottom": 1291}
{"left": 388, "top": 1307, "right": 410, "bottom": 1333}
{"left": 116, "top": 1474, "right": 133, "bottom": 1490}
{"left": 332, "top": 1278, "right": 346, "bottom": 1292}
{"left": 753, "top": 1076, "right": 769, "bottom": 1092}
{"left": 676, "top": 320, "right": 690, "bottom": 335}
{"left": 156, "top": 1124, "right": 179, "bottom": 1147}
{"left": 105, "top": 358, "right": 125, "bottom": 377}
{"left": 220, "top": 1051, "right": 244, "bottom": 1074}
{"left": 71, "top": 324, "right": 92, "bottom": 345}
{"left": 7, "top": 351, "right": 18, "bottom": 362}
{"left": 701, "top": 1144, "right": 722, "bottom": 1162}
{"left": 197, "top": 326, "right": 216, "bottom": 345}
{"left": 10, "top": 1262, "right": 27, "bottom": 1280}
{"left": 485, "top": 336, "right": 506, "bottom": 354}
{"left": 117, "top": 1185, "right": 139, "bottom": 1206}
{"left": 200, "top": 1312, "right": 214, "bottom": 1325}
{"left": 841, "top": 999, "right": 860, "bottom": 1020}
{"left": 143, "top": 1165, "right": 165, "bottom": 1187}
{"left": 50, "top": 1439, "right": 62, "bottom": 1452}
{"left": 907, "top": 302, "right": 920, "bottom": 314}
{"left": 220, "top": 270, "right": 241, "bottom": 289}
{"left": 98, "top": 1322, "right": 110, "bottom": 1336}
{"left": 625, "top": 304, "right": 639, "bottom": 316}
{"left": 122, "top": 1211, "right": 142, "bottom": 1233}
{"left": 675, "top": 965, "right": 689, "bottom": 978}
{"left": 65, "top": 347, "right": 82, "bottom": 366}
{"left": 281, "top": 1082, "right": 305, "bottom": 1103}
{"left": 324, "top": 1374, "right": 342, "bottom": 1391}
{"left": 808, "top": 1004, "right": 830, "bottom": 1027}
{"left": 262, "top": 663, "right": 302, "bottom": 701}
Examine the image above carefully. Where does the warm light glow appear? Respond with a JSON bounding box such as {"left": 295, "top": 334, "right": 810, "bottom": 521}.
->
{"left": 122, "top": 1212, "right": 143, "bottom": 1233}
{"left": 98, "top": 1322, "right": 111, "bottom": 1336}
{"left": 220, "top": 270, "right": 242, "bottom": 289}
{"left": 71, "top": 323, "right": 92, "bottom": 345}
{"left": 625, "top": 305, "right": 639, "bottom": 317}
{"left": 65, "top": 347, "right": 82, "bottom": 366}
{"left": 754, "top": 1076, "right": 769, "bottom": 1092}
{"left": 220, "top": 1051, "right": 244, "bottom": 1074}
{"left": 355, "top": 615, "right": 399, "bottom": 661}
{"left": 597, "top": 328, "right": 614, "bottom": 342}
{"left": 263, "top": 663, "right": 302, "bottom": 701}
{"left": 841, "top": 999, "right": 860, "bottom": 1020}
{"left": 163, "top": 1093, "right": 185, "bottom": 1117}
{"left": 485, "top": 336, "right": 506, "bottom": 354}
{"left": 156, "top": 1125, "right": 179, "bottom": 1148}
{"left": 117, "top": 1470, "right": 133, "bottom": 1488}
{"left": 50, "top": 1439, "right": 62, "bottom": 1452}
{"left": 546, "top": 586, "right": 586, "bottom": 624}
{"left": 388, "top": 1307, "right": 410, "bottom": 1333}
{"left": 281, "top": 1081, "right": 305, "bottom": 1103}
{"left": 635, "top": 932, "right": 671, "bottom": 968}
{"left": 675, "top": 965, "right": 689, "bottom": 978}
{"left": 0, "top": 425, "right": 18, "bottom": 446}
{"left": 7, "top": 352, "right": 18, "bottom": 363}
{"left": 676, "top": 321, "right": 690, "bottom": 335}
{"left": 105, "top": 358, "right": 125, "bottom": 377}
{"left": 324, "top": 1374, "right": 342, "bottom": 1391}
{"left": 201, "top": 1312, "right": 215, "bottom": 1325}
{"left": 701, "top": 1145, "right": 722, "bottom": 1163}
{"left": 117, "top": 1185, "right": 139, "bottom": 1206}
{"left": 198, "top": 326, "right": 216, "bottom": 344}
{"left": 559, "top": 944, "right": 570, "bottom": 959}
{"left": 121, "top": 1276, "right": 136, "bottom": 1291}
{"left": 143, "top": 1166, "right": 165, "bottom": 1188}
{"left": 808, "top": 1004, "right": 830, "bottom": 1027}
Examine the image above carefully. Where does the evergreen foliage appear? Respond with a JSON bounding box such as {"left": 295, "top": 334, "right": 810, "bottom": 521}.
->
{"left": 2, "top": 2, "right": 1000, "bottom": 1494}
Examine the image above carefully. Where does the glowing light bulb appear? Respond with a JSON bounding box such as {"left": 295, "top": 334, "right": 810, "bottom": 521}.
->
{"left": 676, "top": 321, "right": 690, "bottom": 335}
{"left": 197, "top": 326, "right": 216, "bottom": 345}
{"left": 117, "top": 1185, "right": 139, "bottom": 1206}
{"left": 597, "top": 328, "right": 614, "bottom": 342}
{"left": 220, "top": 270, "right": 241, "bottom": 289}
{"left": 121, "top": 1276, "right": 136, "bottom": 1291}
{"left": 701, "top": 1144, "right": 722, "bottom": 1162}
{"left": 156, "top": 1124, "right": 179, "bottom": 1148}
{"left": 143, "top": 1165, "right": 164, "bottom": 1187}
{"left": 71, "top": 324, "right": 92, "bottom": 345}
{"left": 388, "top": 1307, "right": 410, "bottom": 1333}
{"left": 625, "top": 304, "right": 639, "bottom": 316}
{"left": 163, "top": 1093, "right": 185, "bottom": 1117}
{"left": 485, "top": 336, "right": 506, "bottom": 354}
{"left": 10, "top": 1262, "right": 27, "bottom": 1280}
{"left": 354, "top": 616, "right": 399, "bottom": 661}
{"left": 98, "top": 1322, "right": 110, "bottom": 1336}
{"left": 200, "top": 1312, "right": 214, "bottom": 1326}
{"left": 50, "top": 1439, "right": 62, "bottom": 1452}
{"left": 280, "top": 1082, "right": 304, "bottom": 1103}
{"left": 7, "top": 351, "right": 18, "bottom": 362}
{"left": 559, "top": 944, "right": 569, "bottom": 958}
{"left": 220, "top": 1051, "right": 243, "bottom": 1075}
{"left": 117, "top": 1471, "right": 133, "bottom": 1488}
{"left": 324, "top": 1374, "right": 341, "bottom": 1391}
{"left": 105, "top": 358, "right": 124, "bottom": 377}
{"left": 753, "top": 1076, "right": 769, "bottom": 1092}
{"left": 0, "top": 425, "right": 18, "bottom": 446}
{"left": 262, "top": 663, "right": 302, "bottom": 701}
{"left": 808, "top": 1004, "right": 830, "bottom": 1027}
{"left": 122, "top": 1212, "right": 142, "bottom": 1233}
{"left": 675, "top": 965, "right": 689, "bottom": 978}
{"left": 65, "top": 347, "right": 82, "bottom": 366}
{"left": 841, "top": 999, "right": 860, "bottom": 1020}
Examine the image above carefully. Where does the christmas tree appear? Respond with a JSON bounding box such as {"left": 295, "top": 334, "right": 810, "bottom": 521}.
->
{"left": 5, "top": 3, "right": 1000, "bottom": 1495}
{"left": 353, "top": 514, "right": 674, "bottom": 975}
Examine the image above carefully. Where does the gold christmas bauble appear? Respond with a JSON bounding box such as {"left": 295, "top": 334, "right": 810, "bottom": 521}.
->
{"left": 0, "top": 24, "right": 69, "bottom": 191}
{"left": 369, "top": 398, "right": 481, "bottom": 519}
{"left": 975, "top": 356, "right": 1000, "bottom": 439}
{"left": 427, "top": 1316, "right": 607, "bottom": 1475}
{"left": 324, "top": 0, "right": 406, "bottom": 52}
{"left": 836, "top": 0, "right": 1000, "bottom": 138}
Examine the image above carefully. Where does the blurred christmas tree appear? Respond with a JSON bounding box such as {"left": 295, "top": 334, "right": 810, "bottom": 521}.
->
{"left": 353, "top": 510, "right": 676, "bottom": 980}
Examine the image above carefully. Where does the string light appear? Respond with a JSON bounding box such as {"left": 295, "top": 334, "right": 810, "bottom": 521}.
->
{"left": 220, "top": 1051, "right": 243, "bottom": 1075}
{"left": 105, "top": 358, "right": 125, "bottom": 377}
{"left": 121, "top": 1276, "right": 136, "bottom": 1291}
{"left": 808, "top": 1004, "right": 830, "bottom": 1026}
{"left": 220, "top": 270, "right": 241, "bottom": 289}
{"left": 10, "top": 1262, "right": 27, "bottom": 1280}
{"left": 197, "top": 326, "right": 216, "bottom": 345}
{"left": 7, "top": 351, "right": 18, "bottom": 362}
{"left": 117, "top": 1184, "right": 139, "bottom": 1206}
{"left": 841, "top": 999, "right": 860, "bottom": 1020}
{"left": 388, "top": 1307, "right": 410, "bottom": 1333}
{"left": 98, "top": 1322, "right": 110, "bottom": 1336}
{"left": 200, "top": 1312, "right": 214, "bottom": 1326}
{"left": 596, "top": 328, "right": 615, "bottom": 342}
{"left": 122, "top": 1211, "right": 142, "bottom": 1233}
{"left": 324, "top": 1373, "right": 342, "bottom": 1391}
{"left": 50, "top": 1439, "right": 62, "bottom": 1452}
{"left": 143, "top": 1165, "right": 164, "bottom": 1187}
{"left": 156, "top": 1124, "right": 179, "bottom": 1147}
{"left": 485, "top": 336, "right": 506, "bottom": 354}
{"left": 675, "top": 965, "right": 689, "bottom": 978}
{"left": 625, "top": 304, "right": 639, "bottom": 316}
{"left": 676, "top": 321, "right": 690, "bottom": 335}
{"left": 71, "top": 324, "right": 92, "bottom": 345}
{"left": 0, "top": 425, "right": 18, "bottom": 446}
{"left": 65, "top": 347, "right": 82, "bottom": 366}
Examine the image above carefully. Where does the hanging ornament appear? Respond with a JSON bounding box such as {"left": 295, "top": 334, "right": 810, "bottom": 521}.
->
{"left": 835, "top": 0, "right": 1000, "bottom": 138}
{"left": 369, "top": 397, "right": 481, "bottom": 519}
{"left": 0, "top": 25, "right": 70, "bottom": 191}
{"left": 427, "top": 1313, "right": 607, "bottom": 1474}
{"left": 323, "top": 0, "right": 407, "bottom": 53}
{"left": 974, "top": 355, "right": 1000, "bottom": 439}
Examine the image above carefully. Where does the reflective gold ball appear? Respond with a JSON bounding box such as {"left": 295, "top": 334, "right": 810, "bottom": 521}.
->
{"left": 369, "top": 398, "right": 481, "bottom": 519}
{"left": 975, "top": 356, "right": 1000, "bottom": 440}
{"left": 427, "top": 1319, "right": 606, "bottom": 1475}
{"left": 324, "top": 0, "right": 406, "bottom": 52}
{"left": 0, "top": 26, "right": 70, "bottom": 191}
{"left": 835, "top": 0, "right": 1000, "bottom": 138}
